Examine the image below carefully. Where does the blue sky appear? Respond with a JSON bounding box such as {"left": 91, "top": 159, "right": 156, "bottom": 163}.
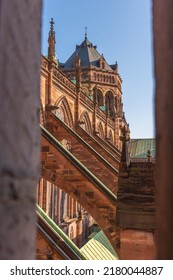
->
{"left": 42, "top": 0, "right": 154, "bottom": 139}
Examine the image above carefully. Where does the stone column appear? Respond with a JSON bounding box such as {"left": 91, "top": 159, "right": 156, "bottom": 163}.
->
{"left": 93, "top": 85, "right": 98, "bottom": 133}
{"left": 74, "top": 56, "right": 81, "bottom": 126}
{"left": 153, "top": 0, "right": 173, "bottom": 259}
{"left": 105, "top": 111, "right": 108, "bottom": 139}
{"left": 114, "top": 115, "right": 120, "bottom": 149}
{"left": 0, "top": 0, "right": 42, "bottom": 259}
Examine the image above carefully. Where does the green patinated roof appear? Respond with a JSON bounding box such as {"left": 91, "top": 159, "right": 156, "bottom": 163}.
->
{"left": 36, "top": 205, "right": 85, "bottom": 260}
{"left": 99, "top": 105, "right": 106, "bottom": 111}
{"left": 37, "top": 205, "right": 118, "bottom": 260}
{"left": 80, "top": 230, "right": 118, "bottom": 260}
{"left": 129, "top": 138, "right": 156, "bottom": 158}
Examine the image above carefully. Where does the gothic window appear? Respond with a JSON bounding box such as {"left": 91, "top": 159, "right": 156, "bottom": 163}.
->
{"left": 105, "top": 91, "right": 115, "bottom": 120}
{"left": 55, "top": 96, "right": 73, "bottom": 127}
{"left": 97, "top": 89, "right": 104, "bottom": 106}
{"left": 42, "top": 179, "right": 47, "bottom": 212}
{"left": 80, "top": 122, "right": 86, "bottom": 131}
{"left": 108, "top": 130, "right": 113, "bottom": 144}
{"left": 46, "top": 181, "right": 52, "bottom": 217}
{"left": 105, "top": 91, "right": 114, "bottom": 111}
{"left": 80, "top": 111, "right": 92, "bottom": 134}
{"left": 60, "top": 190, "right": 68, "bottom": 223}
{"left": 56, "top": 106, "right": 65, "bottom": 122}
{"left": 52, "top": 185, "right": 58, "bottom": 223}
{"left": 98, "top": 122, "right": 105, "bottom": 139}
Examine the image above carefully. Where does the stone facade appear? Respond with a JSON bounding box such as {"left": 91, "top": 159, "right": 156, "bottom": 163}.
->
{"left": 116, "top": 134, "right": 156, "bottom": 259}
{"left": 1, "top": 1, "right": 172, "bottom": 260}
{"left": 37, "top": 19, "right": 156, "bottom": 259}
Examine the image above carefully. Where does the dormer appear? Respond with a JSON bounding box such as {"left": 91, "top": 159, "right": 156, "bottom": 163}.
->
{"left": 99, "top": 55, "right": 106, "bottom": 69}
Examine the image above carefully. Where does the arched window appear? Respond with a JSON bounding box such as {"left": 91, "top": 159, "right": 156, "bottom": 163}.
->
{"left": 52, "top": 185, "right": 58, "bottom": 223}
{"left": 56, "top": 106, "right": 65, "bottom": 122}
{"left": 97, "top": 122, "right": 105, "bottom": 139}
{"left": 55, "top": 96, "right": 73, "bottom": 127}
{"left": 97, "top": 89, "right": 104, "bottom": 106}
{"left": 105, "top": 91, "right": 115, "bottom": 119}
{"left": 108, "top": 130, "right": 113, "bottom": 144}
{"left": 80, "top": 111, "right": 92, "bottom": 134}
{"left": 46, "top": 181, "right": 52, "bottom": 217}
{"left": 60, "top": 190, "right": 68, "bottom": 223}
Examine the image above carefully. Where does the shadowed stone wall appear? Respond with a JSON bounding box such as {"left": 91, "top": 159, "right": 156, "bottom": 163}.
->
{"left": 0, "top": 0, "right": 42, "bottom": 259}
{"left": 153, "top": 0, "right": 173, "bottom": 260}
{"left": 116, "top": 161, "right": 156, "bottom": 259}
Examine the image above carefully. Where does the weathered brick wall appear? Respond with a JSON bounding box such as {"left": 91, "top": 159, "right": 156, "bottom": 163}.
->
{"left": 120, "top": 229, "right": 156, "bottom": 260}
{"left": 76, "top": 126, "right": 121, "bottom": 169}
{"left": 36, "top": 231, "right": 64, "bottom": 260}
{"left": 45, "top": 113, "right": 119, "bottom": 194}
{"left": 116, "top": 162, "right": 156, "bottom": 259}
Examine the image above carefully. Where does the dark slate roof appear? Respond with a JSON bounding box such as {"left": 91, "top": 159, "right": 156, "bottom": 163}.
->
{"left": 129, "top": 138, "right": 156, "bottom": 158}
{"left": 63, "top": 37, "right": 113, "bottom": 71}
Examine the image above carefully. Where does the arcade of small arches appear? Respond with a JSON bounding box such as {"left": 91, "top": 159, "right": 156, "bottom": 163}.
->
{"left": 93, "top": 73, "right": 116, "bottom": 84}
{"left": 49, "top": 95, "right": 116, "bottom": 144}
{"left": 40, "top": 95, "right": 117, "bottom": 147}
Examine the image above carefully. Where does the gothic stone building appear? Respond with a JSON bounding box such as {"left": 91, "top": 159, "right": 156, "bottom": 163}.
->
{"left": 36, "top": 19, "right": 156, "bottom": 260}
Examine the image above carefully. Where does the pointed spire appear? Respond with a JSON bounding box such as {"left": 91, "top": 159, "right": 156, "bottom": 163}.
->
{"left": 115, "top": 61, "right": 118, "bottom": 73}
{"left": 85, "top": 27, "right": 88, "bottom": 40}
{"left": 120, "top": 125, "right": 130, "bottom": 169}
{"left": 49, "top": 18, "right": 55, "bottom": 38}
{"left": 147, "top": 149, "right": 152, "bottom": 162}
{"left": 48, "top": 18, "right": 57, "bottom": 63}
